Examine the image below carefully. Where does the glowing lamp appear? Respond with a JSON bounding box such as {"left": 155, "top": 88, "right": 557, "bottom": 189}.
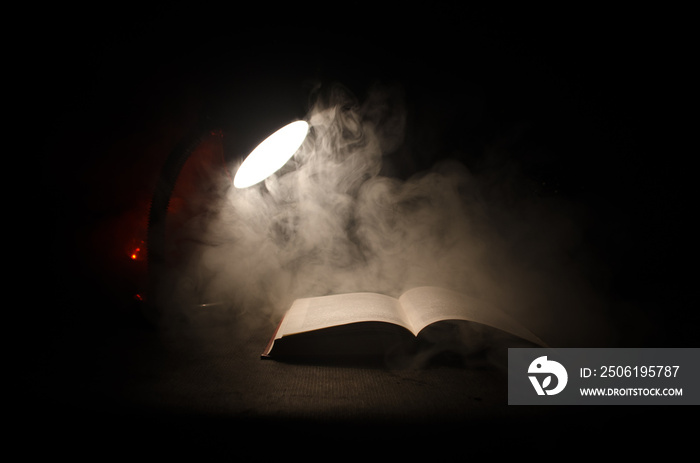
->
{"left": 233, "top": 120, "right": 309, "bottom": 188}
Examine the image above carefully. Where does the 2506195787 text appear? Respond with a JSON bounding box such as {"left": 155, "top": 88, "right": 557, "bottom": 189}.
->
{"left": 580, "top": 366, "right": 679, "bottom": 378}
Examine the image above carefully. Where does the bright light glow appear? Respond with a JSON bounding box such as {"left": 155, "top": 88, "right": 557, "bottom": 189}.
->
{"left": 233, "top": 120, "right": 309, "bottom": 188}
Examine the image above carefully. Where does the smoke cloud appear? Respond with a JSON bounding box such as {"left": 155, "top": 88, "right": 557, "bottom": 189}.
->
{"left": 156, "top": 82, "right": 615, "bottom": 349}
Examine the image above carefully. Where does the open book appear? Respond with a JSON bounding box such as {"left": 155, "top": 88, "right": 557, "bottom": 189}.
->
{"left": 262, "top": 286, "right": 545, "bottom": 361}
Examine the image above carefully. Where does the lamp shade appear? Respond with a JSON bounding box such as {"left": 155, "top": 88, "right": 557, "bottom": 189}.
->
{"left": 233, "top": 120, "right": 309, "bottom": 188}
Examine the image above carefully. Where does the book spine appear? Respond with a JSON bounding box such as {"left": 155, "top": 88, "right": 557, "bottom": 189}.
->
{"left": 260, "top": 319, "right": 284, "bottom": 359}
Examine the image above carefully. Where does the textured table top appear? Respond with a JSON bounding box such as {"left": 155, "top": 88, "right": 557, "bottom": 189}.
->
{"left": 25, "top": 306, "right": 690, "bottom": 458}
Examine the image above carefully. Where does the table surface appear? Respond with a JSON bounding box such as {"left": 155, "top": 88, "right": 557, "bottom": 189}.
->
{"left": 25, "top": 307, "right": 690, "bottom": 456}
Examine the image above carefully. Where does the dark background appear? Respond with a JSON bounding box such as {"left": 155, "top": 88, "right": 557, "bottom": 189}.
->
{"left": 23, "top": 2, "right": 695, "bottom": 455}
{"left": 38, "top": 4, "right": 693, "bottom": 343}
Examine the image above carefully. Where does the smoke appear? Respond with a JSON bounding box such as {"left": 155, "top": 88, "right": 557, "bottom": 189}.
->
{"left": 156, "top": 81, "right": 615, "bottom": 349}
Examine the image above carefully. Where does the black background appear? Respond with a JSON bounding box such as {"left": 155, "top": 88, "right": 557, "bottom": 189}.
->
{"left": 22, "top": 2, "right": 695, "bottom": 455}
{"left": 37, "top": 4, "right": 694, "bottom": 343}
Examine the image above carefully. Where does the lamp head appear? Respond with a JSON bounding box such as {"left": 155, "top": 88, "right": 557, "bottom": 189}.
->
{"left": 233, "top": 120, "right": 309, "bottom": 189}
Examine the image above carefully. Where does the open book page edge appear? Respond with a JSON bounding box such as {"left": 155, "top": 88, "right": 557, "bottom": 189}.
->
{"left": 273, "top": 298, "right": 310, "bottom": 340}
{"left": 262, "top": 287, "right": 547, "bottom": 358}
{"left": 274, "top": 292, "right": 412, "bottom": 338}
{"left": 414, "top": 315, "right": 548, "bottom": 347}
{"left": 261, "top": 318, "right": 283, "bottom": 358}
{"left": 261, "top": 293, "right": 410, "bottom": 358}
{"left": 399, "top": 286, "right": 547, "bottom": 347}
{"left": 261, "top": 299, "right": 309, "bottom": 358}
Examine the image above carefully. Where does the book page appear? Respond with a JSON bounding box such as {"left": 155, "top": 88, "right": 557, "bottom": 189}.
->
{"left": 399, "top": 286, "right": 544, "bottom": 345}
{"left": 276, "top": 292, "right": 413, "bottom": 339}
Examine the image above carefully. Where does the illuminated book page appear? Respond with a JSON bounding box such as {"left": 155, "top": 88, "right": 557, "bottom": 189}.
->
{"left": 399, "top": 286, "right": 545, "bottom": 345}
{"left": 276, "top": 292, "right": 413, "bottom": 339}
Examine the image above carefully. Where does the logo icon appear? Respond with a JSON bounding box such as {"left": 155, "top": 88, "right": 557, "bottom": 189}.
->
{"left": 528, "top": 356, "right": 568, "bottom": 395}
